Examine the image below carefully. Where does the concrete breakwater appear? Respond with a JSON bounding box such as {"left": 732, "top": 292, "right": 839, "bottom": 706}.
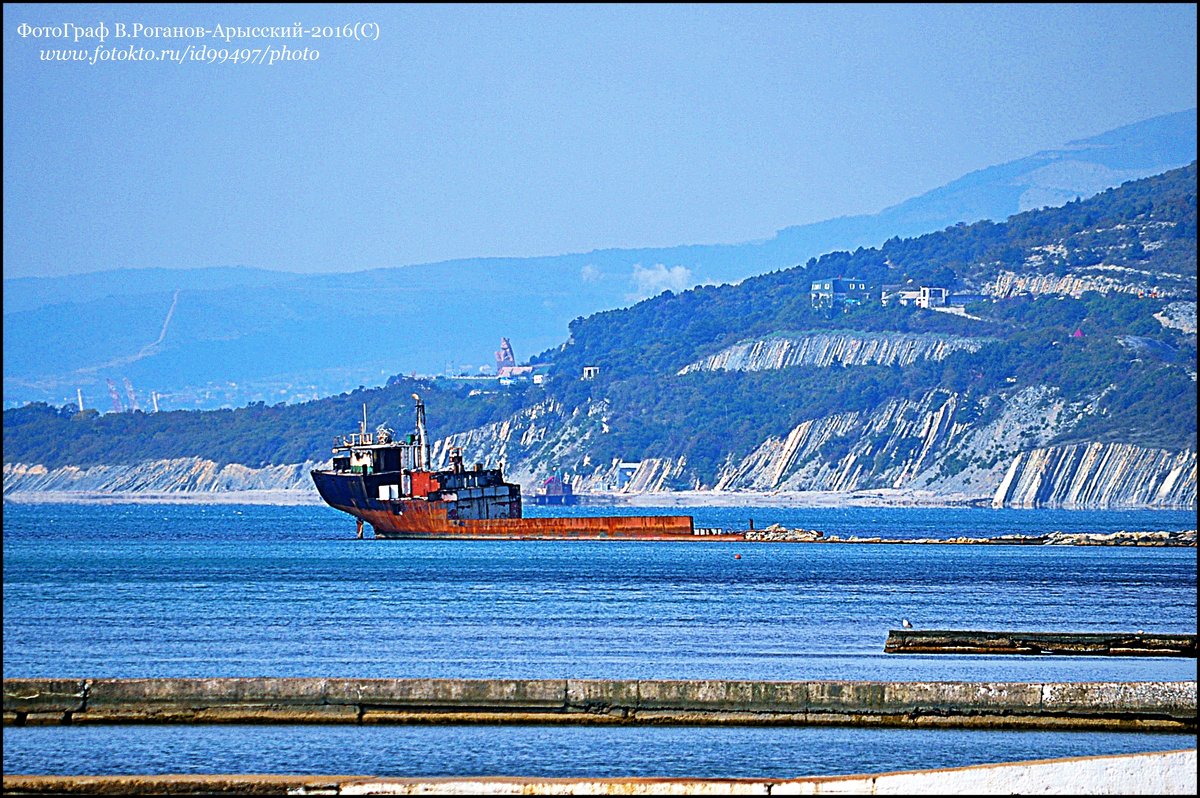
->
{"left": 884, "top": 631, "right": 1198, "bottom": 657}
{"left": 4, "top": 678, "right": 1195, "bottom": 732}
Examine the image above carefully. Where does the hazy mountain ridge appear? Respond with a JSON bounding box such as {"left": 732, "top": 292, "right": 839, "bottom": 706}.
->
{"left": 766, "top": 110, "right": 1197, "bottom": 253}
{"left": 5, "top": 110, "right": 1195, "bottom": 410}
{"left": 1, "top": 266, "right": 300, "bottom": 315}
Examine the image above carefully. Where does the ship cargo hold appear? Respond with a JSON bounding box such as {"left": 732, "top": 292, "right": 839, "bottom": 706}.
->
{"left": 310, "top": 396, "right": 744, "bottom": 541}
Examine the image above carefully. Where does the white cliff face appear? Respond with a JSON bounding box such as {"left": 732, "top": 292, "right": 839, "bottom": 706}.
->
{"left": 3, "top": 458, "right": 323, "bottom": 494}
{"left": 431, "top": 399, "right": 609, "bottom": 487}
{"left": 678, "top": 332, "right": 991, "bottom": 375}
{"left": 984, "top": 268, "right": 1194, "bottom": 300}
{"left": 710, "top": 386, "right": 1060, "bottom": 495}
{"left": 611, "top": 457, "right": 695, "bottom": 492}
{"left": 992, "top": 443, "right": 1197, "bottom": 508}
{"left": 430, "top": 400, "right": 700, "bottom": 493}
{"left": 429, "top": 385, "right": 1195, "bottom": 508}
{"left": 7, "top": 392, "right": 1192, "bottom": 509}
{"left": 987, "top": 219, "right": 1199, "bottom": 301}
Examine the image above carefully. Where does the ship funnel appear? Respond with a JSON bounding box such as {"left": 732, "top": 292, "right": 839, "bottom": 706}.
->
{"left": 412, "top": 394, "right": 429, "bottom": 470}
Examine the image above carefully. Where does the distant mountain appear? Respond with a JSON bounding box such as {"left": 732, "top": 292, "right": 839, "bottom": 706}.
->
{"left": 1, "top": 266, "right": 298, "bottom": 315}
{"left": 760, "top": 109, "right": 1198, "bottom": 263}
{"left": 3, "top": 110, "right": 1194, "bottom": 410}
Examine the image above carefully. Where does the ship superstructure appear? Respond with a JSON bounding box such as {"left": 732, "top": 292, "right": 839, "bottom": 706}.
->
{"left": 311, "top": 396, "right": 736, "bottom": 540}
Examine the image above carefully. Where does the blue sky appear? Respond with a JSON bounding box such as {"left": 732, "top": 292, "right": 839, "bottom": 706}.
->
{"left": 3, "top": 3, "right": 1196, "bottom": 278}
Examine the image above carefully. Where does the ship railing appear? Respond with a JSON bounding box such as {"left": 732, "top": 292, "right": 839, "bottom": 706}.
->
{"left": 333, "top": 432, "right": 376, "bottom": 449}
{"left": 693, "top": 527, "right": 733, "bottom": 536}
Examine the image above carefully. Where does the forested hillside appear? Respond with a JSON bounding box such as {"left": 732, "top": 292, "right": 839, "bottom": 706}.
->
{"left": 3, "top": 377, "right": 536, "bottom": 469}
{"left": 531, "top": 164, "right": 1196, "bottom": 481}
{"left": 5, "top": 164, "right": 1196, "bottom": 506}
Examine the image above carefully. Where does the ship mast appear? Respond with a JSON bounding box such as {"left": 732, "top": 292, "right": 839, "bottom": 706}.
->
{"left": 412, "top": 394, "right": 430, "bottom": 470}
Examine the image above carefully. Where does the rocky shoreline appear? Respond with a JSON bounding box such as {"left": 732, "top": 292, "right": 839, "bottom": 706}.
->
{"left": 575, "top": 488, "right": 994, "bottom": 508}
{"left": 743, "top": 525, "right": 1197, "bottom": 546}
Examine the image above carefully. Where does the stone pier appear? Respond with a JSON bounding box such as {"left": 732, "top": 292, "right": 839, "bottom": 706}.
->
{"left": 883, "top": 630, "right": 1197, "bottom": 657}
{"left": 4, "top": 678, "right": 1195, "bottom": 731}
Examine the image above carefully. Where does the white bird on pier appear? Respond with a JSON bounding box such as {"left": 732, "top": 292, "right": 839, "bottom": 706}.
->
{"left": 901, "top": 618, "right": 913, "bottom": 629}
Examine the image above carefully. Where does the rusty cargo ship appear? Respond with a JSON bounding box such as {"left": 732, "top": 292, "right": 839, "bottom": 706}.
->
{"left": 311, "top": 396, "right": 742, "bottom": 541}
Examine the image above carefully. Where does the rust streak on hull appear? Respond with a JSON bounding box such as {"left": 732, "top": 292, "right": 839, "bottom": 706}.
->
{"left": 324, "top": 501, "right": 737, "bottom": 540}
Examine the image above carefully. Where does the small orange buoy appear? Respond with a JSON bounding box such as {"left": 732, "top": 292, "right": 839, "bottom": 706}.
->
{"left": 734, "top": 554, "right": 742, "bottom": 559}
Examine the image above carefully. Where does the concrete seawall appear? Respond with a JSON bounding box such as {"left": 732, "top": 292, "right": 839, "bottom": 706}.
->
{"left": 4, "top": 678, "right": 1194, "bottom": 731}
{"left": 884, "top": 630, "right": 1198, "bottom": 657}
{"left": 3, "top": 749, "right": 1196, "bottom": 795}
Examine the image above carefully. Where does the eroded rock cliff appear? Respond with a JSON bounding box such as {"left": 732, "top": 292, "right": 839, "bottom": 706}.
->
{"left": 3, "top": 459, "right": 322, "bottom": 495}
{"left": 678, "top": 331, "right": 991, "bottom": 374}
{"left": 428, "top": 386, "right": 1194, "bottom": 508}
{"left": 992, "top": 443, "right": 1196, "bottom": 508}
{"left": 6, "top": 392, "right": 1193, "bottom": 509}
{"left": 983, "top": 267, "right": 1194, "bottom": 300}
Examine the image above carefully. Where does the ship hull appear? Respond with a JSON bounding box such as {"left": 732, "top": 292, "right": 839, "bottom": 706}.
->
{"left": 312, "top": 469, "right": 742, "bottom": 541}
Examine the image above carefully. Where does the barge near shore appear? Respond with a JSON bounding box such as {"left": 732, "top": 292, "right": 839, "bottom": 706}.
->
{"left": 311, "top": 397, "right": 731, "bottom": 541}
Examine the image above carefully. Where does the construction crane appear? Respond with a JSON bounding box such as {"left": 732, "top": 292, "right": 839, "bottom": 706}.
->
{"left": 105, "top": 379, "right": 124, "bottom": 413}
{"left": 123, "top": 377, "right": 141, "bottom": 412}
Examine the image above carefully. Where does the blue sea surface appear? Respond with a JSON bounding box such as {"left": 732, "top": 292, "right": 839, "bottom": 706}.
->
{"left": 3, "top": 502, "right": 1196, "bottom": 776}
{"left": 4, "top": 503, "right": 1195, "bottom": 681}
{"left": 3, "top": 725, "right": 1196, "bottom": 779}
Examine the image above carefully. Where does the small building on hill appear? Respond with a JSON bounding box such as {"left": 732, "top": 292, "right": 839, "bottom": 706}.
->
{"left": 917, "top": 286, "right": 948, "bottom": 308}
{"left": 882, "top": 285, "right": 954, "bottom": 309}
{"left": 881, "top": 285, "right": 921, "bottom": 306}
{"left": 811, "top": 277, "right": 869, "bottom": 309}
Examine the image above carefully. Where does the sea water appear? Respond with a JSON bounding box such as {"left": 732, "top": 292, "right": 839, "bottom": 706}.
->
{"left": 3, "top": 502, "right": 1196, "bottom": 777}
